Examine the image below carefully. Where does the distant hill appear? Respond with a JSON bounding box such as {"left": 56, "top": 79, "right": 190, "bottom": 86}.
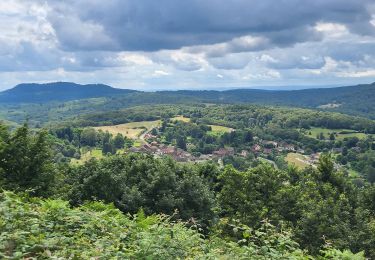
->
{"left": 0, "top": 82, "right": 136, "bottom": 103}
{"left": 0, "top": 81, "right": 374, "bottom": 119}
{"left": 166, "top": 82, "right": 375, "bottom": 118}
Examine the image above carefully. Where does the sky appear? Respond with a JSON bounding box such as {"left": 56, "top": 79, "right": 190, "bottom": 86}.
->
{"left": 1, "top": 0, "right": 375, "bottom": 91}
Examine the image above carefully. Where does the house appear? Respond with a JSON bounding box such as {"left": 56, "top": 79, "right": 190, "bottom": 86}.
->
{"left": 263, "top": 140, "right": 278, "bottom": 147}
{"left": 240, "top": 150, "right": 249, "bottom": 157}
{"left": 351, "top": 147, "right": 361, "bottom": 152}
{"left": 144, "top": 133, "right": 156, "bottom": 139}
{"left": 283, "top": 144, "right": 296, "bottom": 152}
{"left": 213, "top": 147, "right": 235, "bottom": 157}
{"left": 332, "top": 147, "right": 343, "bottom": 153}
{"left": 263, "top": 148, "right": 273, "bottom": 154}
{"left": 309, "top": 153, "right": 320, "bottom": 163}
{"left": 252, "top": 144, "right": 262, "bottom": 153}
{"left": 128, "top": 147, "right": 140, "bottom": 153}
{"left": 160, "top": 146, "right": 176, "bottom": 155}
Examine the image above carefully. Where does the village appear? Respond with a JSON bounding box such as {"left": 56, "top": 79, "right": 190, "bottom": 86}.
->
{"left": 127, "top": 131, "right": 323, "bottom": 168}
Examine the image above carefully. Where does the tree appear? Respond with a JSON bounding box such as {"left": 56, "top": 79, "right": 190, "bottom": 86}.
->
{"left": 67, "top": 154, "right": 216, "bottom": 225}
{"left": 113, "top": 133, "right": 125, "bottom": 149}
{"left": 317, "top": 153, "right": 334, "bottom": 182}
{"left": 0, "top": 124, "right": 54, "bottom": 196}
{"left": 176, "top": 136, "right": 187, "bottom": 150}
{"left": 80, "top": 128, "right": 97, "bottom": 147}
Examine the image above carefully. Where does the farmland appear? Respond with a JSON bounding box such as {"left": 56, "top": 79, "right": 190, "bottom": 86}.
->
{"left": 208, "top": 125, "right": 234, "bottom": 135}
{"left": 70, "top": 148, "right": 103, "bottom": 165}
{"left": 302, "top": 127, "right": 369, "bottom": 140}
{"left": 285, "top": 153, "right": 311, "bottom": 169}
{"left": 94, "top": 120, "right": 161, "bottom": 139}
{"left": 171, "top": 115, "right": 191, "bottom": 122}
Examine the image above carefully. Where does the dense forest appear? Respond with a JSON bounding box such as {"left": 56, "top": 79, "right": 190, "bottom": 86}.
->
{"left": 0, "top": 82, "right": 374, "bottom": 128}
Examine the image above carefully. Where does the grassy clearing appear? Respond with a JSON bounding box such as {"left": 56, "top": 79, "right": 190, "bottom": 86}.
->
{"left": 285, "top": 153, "right": 310, "bottom": 169}
{"left": 208, "top": 125, "right": 234, "bottom": 135}
{"left": 318, "top": 103, "right": 341, "bottom": 109}
{"left": 302, "top": 127, "right": 369, "bottom": 140}
{"left": 94, "top": 120, "right": 161, "bottom": 139}
{"left": 171, "top": 116, "right": 190, "bottom": 122}
{"left": 347, "top": 168, "right": 360, "bottom": 178}
{"left": 70, "top": 148, "right": 103, "bottom": 165}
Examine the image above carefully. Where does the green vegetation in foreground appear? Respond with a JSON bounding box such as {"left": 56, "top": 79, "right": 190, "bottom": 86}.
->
{"left": 303, "top": 127, "right": 369, "bottom": 140}
{"left": 0, "top": 191, "right": 365, "bottom": 259}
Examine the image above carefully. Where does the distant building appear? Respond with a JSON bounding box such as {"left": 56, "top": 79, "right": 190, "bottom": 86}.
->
{"left": 160, "top": 146, "right": 176, "bottom": 155}
{"left": 263, "top": 148, "right": 273, "bottom": 154}
{"left": 262, "top": 140, "right": 278, "bottom": 147}
{"left": 351, "top": 147, "right": 361, "bottom": 152}
{"left": 332, "top": 147, "right": 343, "bottom": 153}
{"left": 240, "top": 150, "right": 249, "bottom": 157}
{"left": 213, "top": 147, "right": 235, "bottom": 157}
{"left": 252, "top": 144, "right": 262, "bottom": 153}
{"left": 283, "top": 144, "right": 296, "bottom": 152}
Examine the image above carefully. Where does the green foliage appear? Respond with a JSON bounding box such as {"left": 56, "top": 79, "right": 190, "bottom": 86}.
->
{"left": 67, "top": 154, "right": 217, "bottom": 226}
{"left": 0, "top": 191, "right": 332, "bottom": 259}
{"left": 0, "top": 124, "right": 55, "bottom": 197}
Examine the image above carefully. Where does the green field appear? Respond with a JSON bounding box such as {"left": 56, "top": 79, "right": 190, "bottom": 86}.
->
{"left": 70, "top": 148, "right": 103, "bottom": 165}
{"left": 302, "top": 127, "right": 369, "bottom": 140}
{"left": 285, "top": 153, "right": 310, "bottom": 169}
{"left": 94, "top": 120, "right": 161, "bottom": 139}
{"left": 171, "top": 115, "right": 191, "bottom": 122}
{"left": 208, "top": 125, "right": 234, "bottom": 135}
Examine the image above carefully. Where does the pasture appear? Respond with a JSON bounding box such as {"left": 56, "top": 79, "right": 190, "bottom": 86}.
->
{"left": 94, "top": 120, "right": 161, "bottom": 139}
{"left": 208, "top": 125, "right": 234, "bottom": 135}
{"left": 285, "top": 153, "right": 310, "bottom": 169}
{"left": 171, "top": 115, "right": 191, "bottom": 122}
{"left": 302, "top": 127, "right": 369, "bottom": 140}
{"left": 70, "top": 149, "right": 103, "bottom": 165}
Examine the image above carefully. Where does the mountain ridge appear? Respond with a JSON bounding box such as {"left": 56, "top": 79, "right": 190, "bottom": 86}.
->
{"left": 0, "top": 81, "right": 374, "bottom": 119}
{"left": 0, "top": 82, "right": 137, "bottom": 103}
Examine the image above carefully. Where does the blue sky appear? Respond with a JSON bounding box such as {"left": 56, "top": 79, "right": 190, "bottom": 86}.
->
{"left": 1, "top": 0, "right": 375, "bottom": 90}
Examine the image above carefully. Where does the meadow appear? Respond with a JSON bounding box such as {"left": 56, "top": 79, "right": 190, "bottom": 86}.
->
{"left": 285, "top": 153, "right": 311, "bottom": 169}
{"left": 302, "top": 127, "right": 369, "bottom": 140}
{"left": 208, "top": 125, "right": 234, "bottom": 135}
{"left": 94, "top": 120, "right": 161, "bottom": 139}
{"left": 171, "top": 115, "right": 191, "bottom": 122}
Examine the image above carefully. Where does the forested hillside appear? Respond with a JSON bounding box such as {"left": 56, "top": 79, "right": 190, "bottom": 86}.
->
{"left": 0, "top": 82, "right": 136, "bottom": 103}
{"left": 0, "top": 82, "right": 374, "bottom": 120}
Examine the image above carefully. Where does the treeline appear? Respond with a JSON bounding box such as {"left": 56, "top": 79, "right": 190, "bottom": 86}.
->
{"left": 189, "top": 105, "right": 375, "bottom": 133}
{"left": 1, "top": 124, "right": 375, "bottom": 258}
{"left": 51, "top": 126, "right": 133, "bottom": 161}
{"left": 160, "top": 119, "right": 253, "bottom": 154}
{"left": 71, "top": 104, "right": 375, "bottom": 133}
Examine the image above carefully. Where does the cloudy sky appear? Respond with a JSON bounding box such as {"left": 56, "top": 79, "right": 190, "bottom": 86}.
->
{"left": 1, "top": 0, "right": 375, "bottom": 90}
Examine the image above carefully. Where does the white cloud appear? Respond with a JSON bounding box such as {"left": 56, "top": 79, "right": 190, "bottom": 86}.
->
{"left": 152, "top": 70, "right": 170, "bottom": 77}
{"left": 315, "top": 22, "right": 349, "bottom": 39}
{"left": 0, "top": 0, "right": 374, "bottom": 90}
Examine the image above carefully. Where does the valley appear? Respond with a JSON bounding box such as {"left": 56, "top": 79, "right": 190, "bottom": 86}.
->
{"left": 2, "top": 1, "right": 375, "bottom": 258}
